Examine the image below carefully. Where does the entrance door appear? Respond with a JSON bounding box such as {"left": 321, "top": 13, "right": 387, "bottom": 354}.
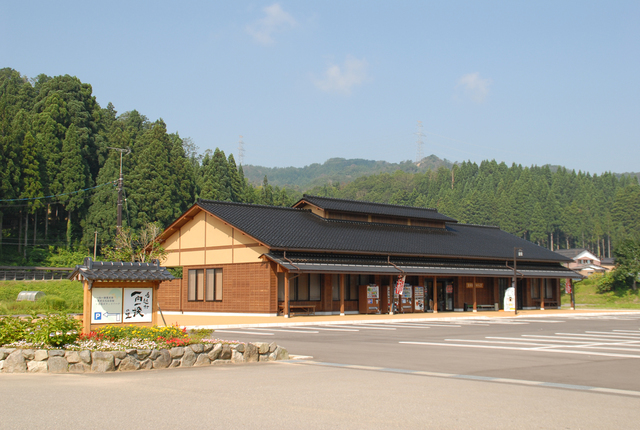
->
{"left": 437, "top": 280, "right": 455, "bottom": 311}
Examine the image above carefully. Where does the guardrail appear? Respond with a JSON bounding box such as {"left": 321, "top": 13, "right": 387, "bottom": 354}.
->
{"left": 0, "top": 266, "right": 74, "bottom": 281}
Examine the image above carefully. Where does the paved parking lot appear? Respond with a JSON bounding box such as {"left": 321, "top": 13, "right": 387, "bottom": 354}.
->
{"left": 213, "top": 314, "right": 640, "bottom": 393}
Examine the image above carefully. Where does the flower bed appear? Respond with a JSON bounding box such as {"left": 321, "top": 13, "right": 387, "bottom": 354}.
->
{"left": 0, "top": 314, "right": 289, "bottom": 373}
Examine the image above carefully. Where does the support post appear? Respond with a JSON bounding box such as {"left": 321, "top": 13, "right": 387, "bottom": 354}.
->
{"left": 540, "top": 279, "right": 546, "bottom": 311}
{"left": 339, "top": 274, "right": 345, "bottom": 316}
{"left": 284, "top": 273, "right": 290, "bottom": 318}
{"left": 433, "top": 276, "right": 438, "bottom": 313}
{"left": 473, "top": 276, "right": 477, "bottom": 312}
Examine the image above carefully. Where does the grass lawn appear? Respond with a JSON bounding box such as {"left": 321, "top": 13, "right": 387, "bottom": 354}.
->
{"left": 0, "top": 280, "right": 83, "bottom": 315}
{"left": 561, "top": 275, "right": 640, "bottom": 309}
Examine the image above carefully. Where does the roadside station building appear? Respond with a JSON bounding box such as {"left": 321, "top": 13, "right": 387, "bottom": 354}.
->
{"left": 156, "top": 196, "right": 580, "bottom": 317}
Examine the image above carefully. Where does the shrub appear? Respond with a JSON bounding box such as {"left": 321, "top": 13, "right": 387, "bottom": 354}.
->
{"left": 26, "top": 314, "right": 82, "bottom": 347}
{"left": 42, "top": 296, "right": 67, "bottom": 311}
{"left": 596, "top": 270, "right": 628, "bottom": 293}
{"left": 97, "top": 325, "right": 188, "bottom": 342}
{"left": 0, "top": 316, "right": 31, "bottom": 345}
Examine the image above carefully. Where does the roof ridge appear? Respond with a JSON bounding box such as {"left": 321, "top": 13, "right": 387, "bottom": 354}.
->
{"left": 198, "top": 199, "right": 307, "bottom": 212}
{"left": 322, "top": 217, "right": 451, "bottom": 232}
{"left": 302, "top": 194, "right": 440, "bottom": 213}
{"left": 450, "top": 222, "right": 500, "bottom": 229}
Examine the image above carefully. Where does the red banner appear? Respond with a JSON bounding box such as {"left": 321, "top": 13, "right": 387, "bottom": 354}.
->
{"left": 565, "top": 279, "right": 572, "bottom": 294}
{"left": 395, "top": 276, "right": 405, "bottom": 296}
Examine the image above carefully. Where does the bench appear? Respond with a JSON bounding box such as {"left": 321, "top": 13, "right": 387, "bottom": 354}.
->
{"left": 464, "top": 303, "right": 498, "bottom": 312}
{"left": 279, "top": 304, "right": 316, "bottom": 316}
{"left": 535, "top": 301, "right": 558, "bottom": 309}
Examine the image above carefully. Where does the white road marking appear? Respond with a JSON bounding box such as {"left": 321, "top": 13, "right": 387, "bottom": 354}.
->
{"left": 251, "top": 328, "right": 320, "bottom": 334}
{"left": 341, "top": 324, "right": 396, "bottom": 330}
{"left": 399, "top": 341, "right": 640, "bottom": 358}
{"left": 213, "top": 330, "right": 274, "bottom": 336}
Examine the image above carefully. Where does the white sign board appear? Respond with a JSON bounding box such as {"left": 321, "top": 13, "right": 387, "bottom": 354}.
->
{"left": 504, "top": 286, "right": 516, "bottom": 312}
{"left": 91, "top": 288, "right": 123, "bottom": 323}
{"left": 123, "top": 288, "right": 153, "bottom": 322}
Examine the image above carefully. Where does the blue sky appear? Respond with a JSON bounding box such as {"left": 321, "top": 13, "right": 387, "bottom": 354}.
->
{"left": 2, "top": 1, "right": 639, "bottom": 174}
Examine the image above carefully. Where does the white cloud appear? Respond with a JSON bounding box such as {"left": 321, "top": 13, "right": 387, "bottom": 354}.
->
{"left": 456, "top": 72, "right": 492, "bottom": 103}
{"left": 314, "top": 56, "right": 370, "bottom": 95}
{"left": 246, "top": 3, "right": 297, "bottom": 46}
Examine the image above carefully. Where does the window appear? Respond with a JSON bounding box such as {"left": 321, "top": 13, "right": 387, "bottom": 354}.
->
{"left": 531, "top": 279, "right": 540, "bottom": 299}
{"left": 332, "top": 275, "right": 340, "bottom": 300}
{"left": 544, "top": 279, "right": 553, "bottom": 299}
{"left": 278, "top": 273, "right": 285, "bottom": 301}
{"left": 330, "top": 274, "right": 359, "bottom": 301}
{"left": 188, "top": 268, "right": 222, "bottom": 301}
{"left": 287, "top": 274, "right": 322, "bottom": 302}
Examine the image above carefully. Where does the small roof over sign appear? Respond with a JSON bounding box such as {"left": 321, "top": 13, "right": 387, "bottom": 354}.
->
{"left": 69, "top": 258, "right": 175, "bottom": 282}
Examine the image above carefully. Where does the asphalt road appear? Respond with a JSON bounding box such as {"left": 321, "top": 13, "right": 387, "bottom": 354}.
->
{"left": 2, "top": 313, "right": 640, "bottom": 429}
{"left": 213, "top": 314, "right": 640, "bottom": 392}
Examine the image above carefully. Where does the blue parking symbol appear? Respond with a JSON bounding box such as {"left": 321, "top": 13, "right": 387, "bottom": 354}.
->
{"left": 94, "top": 312, "right": 101, "bottom": 320}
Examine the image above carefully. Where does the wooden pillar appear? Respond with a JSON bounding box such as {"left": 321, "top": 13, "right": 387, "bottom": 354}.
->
{"left": 82, "top": 280, "right": 91, "bottom": 334}
{"left": 540, "top": 279, "right": 546, "bottom": 310}
{"left": 493, "top": 278, "right": 499, "bottom": 310}
{"left": 339, "top": 274, "right": 345, "bottom": 316}
{"left": 473, "top": 276, "right": 477, "bottom": 312}
{"left": 152, "top": 282, "right": 159, "bottom": 326}
{"left": 284, "top": 273, "right": 290, "bottom": 318}
{"left": 433, "top": 276, "right": 438, "bottom": 313}
{"left": 322, "top": 274, "right": 332, "bottom": 313}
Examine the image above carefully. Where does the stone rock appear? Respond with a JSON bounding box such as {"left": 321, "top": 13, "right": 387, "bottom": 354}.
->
{"left": 48, "top": 357, "right": 69, "bottom": 373}
{"left": 48, "top": 350, "right": 65, "bottom": 357}
{"left": 181, "top": 348, "right": 196, "bottom": 367}
{"left": 125, "top": 349, "right": 136, "bottom": 355}
{"left": 69, "top": 363, "right": 90, "bottom": 373}
{"left": 244, "top": 343, "right": 259, "bottom": 363}
{"left": 234, "top": 343, "right": 245, "bottom": 353}
{"left": 149, "top": 349, "right": 160, "bottom": 360}
{"left": 112, "top": 351, "right": 127, "bottom": 360}
{"left": 136, "top": 349, "right": 151, "bottom": 360}
{"left": 140, "top": 359, "right": 153, "bottom": 370}
{"left": 0, "top": 360, "right": 4, "bottom": 370}
{"left": 259, "top": 353, "right": 270, "bottom": 362}
{"left": 34, "top": 350, "right": 49, "bottom": 361}
{"left": 231, "top": 350, "right": 244, "bottom": 364}
{"left": 79, "top": 350, "right": 92, "bottom": 364}
{"left": 203, "top": 343, "right": 213, "bottom": 353}
{"left": 213, "top": 359, "right": 231, "bottom": 365}
{"left": 27, "top": 360, "right": 48, "bottom": 373}
{"left": 208, "top": 344, "right": 223, "bottom": 361}
{"left": 118, "top": 356, "right": 141, "bottom": 371}
{"left": 170, "top": 347, "right": 184, "bottom": 359}
{"left": 4, "top": 350, "right": 27, "bottom": 373}
{"left": 0, "top": 348, "right": 8, "bottom": 360}
{"left": 221, "top": 344, "right": 232, "bottom": 360}
{"left": 91, "top": 352, "right": 115, "bottom": 373}
{"left": 114, "top": 358, "right": 121, "bottom": 367}
{"left": 65, "top": 351, "right": 81, "bottom": 363}
{"left": 169, "top": 359, "right": 181, "bottom": 368}
{"left": 254, "top": 342, "right": 270, "bottom": 354}
{"left": 153, "top": 350, "right": 171, "bottom": 369}
{"left": 274, "top": 346, "right": 289, "bottom": 361}
{"left": 189, "top": 343, "right": 204, "bottom": 354}
{"left": 269, "top": 342, "right": 278, "bottom": 353}
{"left": 21, "top": 349, "right": 35, "bottom": 360}
{"left": 194, "top": 354, "right": 211, "bottom": 367}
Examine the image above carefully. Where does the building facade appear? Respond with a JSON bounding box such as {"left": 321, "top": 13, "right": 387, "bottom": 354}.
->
{"left": 156, "top": 196, "right": 580, "bottom": 316}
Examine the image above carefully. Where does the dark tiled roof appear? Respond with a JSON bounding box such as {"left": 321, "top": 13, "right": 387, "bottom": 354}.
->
{"left": 69, "top": 258, "right": 175, "bottom": 282}
{"left": 555, "top": 248, "right": 593, "bottom": 259}
{"left": 295, "top": 195, "right": 457, "bottom": 223}
{"left": 265, "top": 252, "right": 581, "bottom": 279}
{"left": 197, "top": 200, "right": 570, "bottom": 263}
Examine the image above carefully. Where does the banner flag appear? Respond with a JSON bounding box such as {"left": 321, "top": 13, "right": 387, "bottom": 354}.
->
{"left": 395, "top": 276, "right": 406, "bottom": 296}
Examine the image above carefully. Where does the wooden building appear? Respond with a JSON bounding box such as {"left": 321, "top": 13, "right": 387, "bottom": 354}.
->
{"left": 156, "top": 196, "right": 580, "bottom": 317}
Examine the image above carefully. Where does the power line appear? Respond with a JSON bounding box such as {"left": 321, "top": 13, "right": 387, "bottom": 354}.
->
{"left": 0, "top": 181, "right": 117, "bottom": 203}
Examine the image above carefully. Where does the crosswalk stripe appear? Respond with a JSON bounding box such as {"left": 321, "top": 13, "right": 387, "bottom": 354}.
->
{"left": 213, "top": 330, "right": 274, "bottom": 336}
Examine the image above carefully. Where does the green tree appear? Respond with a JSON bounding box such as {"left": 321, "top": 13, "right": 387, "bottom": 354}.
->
{"left": 615, "top": 239, "right": 640, "bottom": 290}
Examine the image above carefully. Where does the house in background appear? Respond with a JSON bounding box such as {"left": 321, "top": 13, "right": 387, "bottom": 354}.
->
{"left": 555, "top": 248, "right": 609, "bottom": 277}
{"left": 155, "top": 195, "right": 580, "bottom": 317}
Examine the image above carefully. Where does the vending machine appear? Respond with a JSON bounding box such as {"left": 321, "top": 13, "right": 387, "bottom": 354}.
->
{"left": 358, "top": 284, "right": 380, "bottom": 314}
{"left": 414, "top": 285, "right": 425, "bottom": 312}
{"left": 401, "top": 284, "right": 413, "bottom": 313}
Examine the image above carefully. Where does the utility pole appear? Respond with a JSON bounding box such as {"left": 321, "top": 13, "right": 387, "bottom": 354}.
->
{"left": 107, "top": 147, "right": 131, "bottom": 233}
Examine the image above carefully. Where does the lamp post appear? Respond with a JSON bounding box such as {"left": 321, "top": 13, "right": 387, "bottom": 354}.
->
{"left": 513, "top": 247, "right": 523, "bottom": 315}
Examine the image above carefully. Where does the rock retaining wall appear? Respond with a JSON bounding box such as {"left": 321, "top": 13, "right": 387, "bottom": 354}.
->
{"left": 0, "top": 342, "right": 289, "bottom": 374}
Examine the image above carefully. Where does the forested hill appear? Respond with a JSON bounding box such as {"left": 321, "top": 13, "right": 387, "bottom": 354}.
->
{"left": 242, "top": 155, "right": 454, "bottom": 190}
{"left": 1, "top": 68, "right": 639, "bottom": 264}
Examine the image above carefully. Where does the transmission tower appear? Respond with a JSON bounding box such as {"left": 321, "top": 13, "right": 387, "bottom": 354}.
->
{"left": 414, "top": 121, "right": 425, "bottom": 163}
{"left": 238, "top": 135, "right": 245, "bottom": 165}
